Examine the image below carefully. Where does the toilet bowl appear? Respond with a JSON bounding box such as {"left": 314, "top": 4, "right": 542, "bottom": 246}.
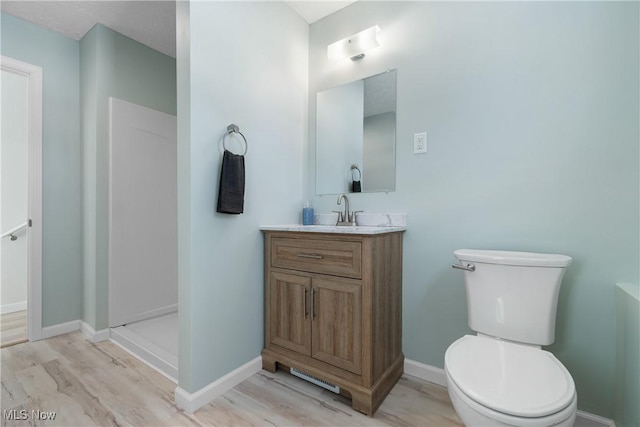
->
{"left": 445, "top": 335, "right": 577, "bottom": 426}
{"left": 447, "top": 249, "right": 577, "bottom": 426}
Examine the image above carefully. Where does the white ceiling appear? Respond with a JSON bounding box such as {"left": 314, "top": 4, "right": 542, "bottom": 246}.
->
{"left": 285, "top": 1, "right": 356, "bottom": 24}
{"left": 1, "top": 1, "right": 177, "bottom": 58}
{"left": 0, "top": 1, "right": 355, "bottom": 59}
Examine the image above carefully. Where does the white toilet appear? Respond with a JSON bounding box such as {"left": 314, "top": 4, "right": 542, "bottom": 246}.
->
{"left": 445, "top": 249, "right": 577, "bottom": 427}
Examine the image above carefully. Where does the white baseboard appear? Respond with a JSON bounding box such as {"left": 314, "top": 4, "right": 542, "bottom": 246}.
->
{"left": 41, "top": 320, "right": 81, "bottom": 339}
{"left": 112, "top": 303, "right": 178, "bottom": 328}
{"left": 404, "top": 358, "right": 615, "bottom": 427}
{"left": 575, "top": 410, "right": 616, "bottom": 427}
{"left": 40, "top": 319, "right": 108, "bottom": 343}
{"left": 1, "top": 301, "right": 27, "bottom": 315}
{"left": 174, "top": 356, "right": 262, "bottom": 415}
{"left": 79, "top": 321, "right": 110, "bottom": 343}
{"left": 404, "top": 358, "right": 447, "bottom": 386}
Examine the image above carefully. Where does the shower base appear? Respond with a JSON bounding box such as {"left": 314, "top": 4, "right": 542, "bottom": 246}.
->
{"left": 110, "top": 311, "right": 178, "bottom": 382}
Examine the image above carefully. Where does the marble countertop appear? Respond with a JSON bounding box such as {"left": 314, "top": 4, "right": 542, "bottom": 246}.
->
{"left": 259, "top": 224, "right": 406, "bottom": 235}
{"left": 261, "top": 213, "right": 407, "bottom": 235}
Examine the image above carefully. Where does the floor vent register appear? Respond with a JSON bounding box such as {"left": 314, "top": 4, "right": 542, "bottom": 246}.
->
{"left": 290, "top": 367, "right": 340, "bottom": 394}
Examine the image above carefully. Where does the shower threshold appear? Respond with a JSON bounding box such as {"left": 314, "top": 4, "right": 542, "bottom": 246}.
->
{"left": 110, "top": 312, "right": 178, "bottom": 382}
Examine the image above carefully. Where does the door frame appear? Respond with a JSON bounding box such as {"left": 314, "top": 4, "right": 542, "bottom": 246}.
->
{"left": 1, "top": 56, "right": 43, "bottom": 341}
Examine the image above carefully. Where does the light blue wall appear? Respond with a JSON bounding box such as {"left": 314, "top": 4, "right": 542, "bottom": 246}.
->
{"left": 308, "top": 2, "right": 639, "bottom": 418}
{"left": 80, "top": 24, "right": 176, "bottom": 330}
{"left": 178, "top": 1, "right": 308, "bottom": 392}
{"left": 614, "top": 283, "right": 639, "bottom": 427}
{"left": 1, "top": 13, "right": 82, "bottom": 327}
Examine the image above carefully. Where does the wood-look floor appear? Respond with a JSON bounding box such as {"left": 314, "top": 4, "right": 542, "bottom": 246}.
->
{"left": 1, "top": 310, "right": 27, "bottom": 348}
{"left": 1, "top": 332, "right": 462, "bottom": 426}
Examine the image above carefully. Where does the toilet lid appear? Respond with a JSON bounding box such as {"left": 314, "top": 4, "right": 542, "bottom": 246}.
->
{"left": 445, "top": 335, "right": 575, "bottom": 418}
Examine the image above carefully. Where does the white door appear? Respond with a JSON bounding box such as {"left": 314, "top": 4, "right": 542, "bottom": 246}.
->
{"left": 109, "top": 98, "right": 177, "bottom": 327}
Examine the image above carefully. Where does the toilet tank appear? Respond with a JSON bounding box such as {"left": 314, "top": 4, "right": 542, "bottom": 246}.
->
{"left": 454, "top": 249, "right": 572, "bottom": 346}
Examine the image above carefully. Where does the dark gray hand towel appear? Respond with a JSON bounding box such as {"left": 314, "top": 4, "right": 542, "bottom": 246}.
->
{"left": 216, "top": 150, "right": 245, "bottom": 214}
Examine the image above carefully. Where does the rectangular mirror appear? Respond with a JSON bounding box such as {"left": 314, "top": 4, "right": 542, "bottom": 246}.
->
{"left": 315, "top": 69, "right": 397, "bottom": 195}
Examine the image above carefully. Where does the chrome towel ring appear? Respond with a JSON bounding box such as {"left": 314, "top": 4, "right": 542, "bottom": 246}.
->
{"left": 222, "top": 123, "right": 248, "bottom": 156}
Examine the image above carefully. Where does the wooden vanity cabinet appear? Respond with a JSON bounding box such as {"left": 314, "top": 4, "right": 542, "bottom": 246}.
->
{"left": 261, "top": 230, "right": 404, "bottom": 416}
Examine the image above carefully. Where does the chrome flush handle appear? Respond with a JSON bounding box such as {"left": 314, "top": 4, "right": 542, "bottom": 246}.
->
{"left": 452, "top": 263, "right": 475, "bottom": 272}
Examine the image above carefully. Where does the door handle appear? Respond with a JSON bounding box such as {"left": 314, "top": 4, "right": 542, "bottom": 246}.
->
{"left": 304, "top": 287, "right": 309, "bottom": 318}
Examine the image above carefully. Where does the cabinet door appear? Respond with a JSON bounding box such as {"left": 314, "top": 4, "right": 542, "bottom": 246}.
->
{"left": 311, "top": 277, "right": 362, "bottom": 375}
{"left": 269, "top": 271, "right": 311, "bottom": 356}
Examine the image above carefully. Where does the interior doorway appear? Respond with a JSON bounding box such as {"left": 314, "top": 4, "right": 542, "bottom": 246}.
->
{"left": 0, "top": 56, "right": 43, "bottom": 346}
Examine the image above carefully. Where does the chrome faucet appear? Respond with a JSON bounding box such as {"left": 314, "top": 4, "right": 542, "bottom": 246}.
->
{"left": 334, "top": 194, "right": 361, "bottom": 226}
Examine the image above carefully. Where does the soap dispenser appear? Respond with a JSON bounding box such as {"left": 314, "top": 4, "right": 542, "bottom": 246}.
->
{"left": 302, "top": 200, "right": 314, "bottom": 225}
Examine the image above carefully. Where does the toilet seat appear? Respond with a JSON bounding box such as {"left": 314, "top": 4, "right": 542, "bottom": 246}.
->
{"left": 446, "top": 368, "right": 577, "bottom": 427}
{"left": 445, "top": 335, "right": 575, "bottom": 418}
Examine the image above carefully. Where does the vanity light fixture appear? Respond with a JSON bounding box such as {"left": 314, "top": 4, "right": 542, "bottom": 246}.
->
{"left": 327, "top": 25, "right": 381, "bottom": 61}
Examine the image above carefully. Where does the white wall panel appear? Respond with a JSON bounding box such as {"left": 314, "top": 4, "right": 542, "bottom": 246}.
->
{"left": 109, "top": 98, "right": 177, "bottom": 327}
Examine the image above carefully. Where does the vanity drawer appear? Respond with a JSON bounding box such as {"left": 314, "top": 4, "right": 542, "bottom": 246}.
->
{"left": 271, "top": 238, "right": 362, "bottom": 279}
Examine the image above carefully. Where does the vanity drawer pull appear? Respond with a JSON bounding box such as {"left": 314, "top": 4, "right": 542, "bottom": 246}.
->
{"left": 297, "top": 253, "right": 323, "bottom": 259}
{"left": 270, "top": 238, "right": 362, "bottom": 278}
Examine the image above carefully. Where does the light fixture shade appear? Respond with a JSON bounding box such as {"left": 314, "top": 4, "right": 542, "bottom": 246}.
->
{"left": 327, "top": 25, "right": 381, "bottom": 61}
